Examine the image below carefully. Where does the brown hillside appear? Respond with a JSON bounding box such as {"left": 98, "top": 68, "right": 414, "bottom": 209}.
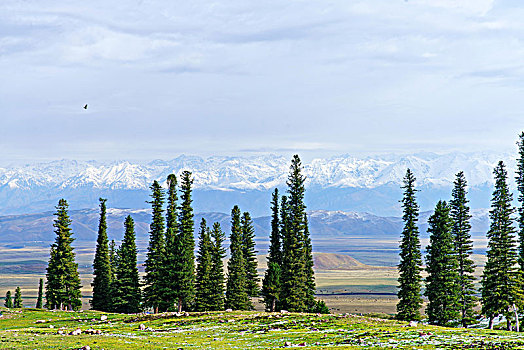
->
{"left": 256, "top": 252, "right": 389, "bottom": 271}
{"left": 313, "top": 253, "right": 368, "bottom": 270}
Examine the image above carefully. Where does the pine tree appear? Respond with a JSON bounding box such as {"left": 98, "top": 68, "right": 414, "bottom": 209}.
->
{"left": 396, "top": 169, "right": 423, "bottom": 321}
{"left": 112, "top": 215, "right": 142, "bottom": 314}
{"left": 45, "top": 199, "right": 82, "bottom": 310}
{"left": 209, "top": 222, "right": 226, "bottom": 311}
{"left": 280, "top": 155, "right": 310, "bottom": 312}
{"left": 516, "top": 132, "right": 524, "bottom": 276}
{"left": 241, "top": 211, "right": 259, "bottom": 300}
{"left": 91, "top": 198, "right": 112, "bottom": 312}
{"left": 160, "top": 174, "right": 179, "bottom": 311}
{"left": 195, "top": 219, "right": 213, "bottom": 311}
{"left": 262, "top": 188, "right": 282, "bottom": 312}
{"left": 450, "top": 171, "right": 477, "bottom": 327}
{"left": 4, "top": 291, "right": 12, "bottom": 308}
{"left": 36, "top": 278, "right": 44, "bottom": 309}
{"left": 174, "top": 171, "right": 196, "bottom": 312}
{"left": 425, "top": 201, "right": 460, "bottom": 326}
{"left": 226, "top": 205, "right": 250, "bottom": 310}
{"left": 143, "top": 181, "right": 166, "bottom": 313}
{"left": 481, "top": 161, "right": 522, "bottom": 330}
{"left": 303, "top": 213, "right": 316, "bottom": 310}
{"left": 13, "top": 287, "right": 22, "bottom": 308}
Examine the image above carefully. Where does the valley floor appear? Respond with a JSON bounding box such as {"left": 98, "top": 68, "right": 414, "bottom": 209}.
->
{"left": 0, "top": 309, "right": 523, "bottom": 349}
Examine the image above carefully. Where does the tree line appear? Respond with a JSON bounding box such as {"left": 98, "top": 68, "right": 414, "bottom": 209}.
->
{"left": 37, "top": 155, "right": 328, "bottom": 314}
{"left": 397, "top": 131, "right": 524, "bottom": 331}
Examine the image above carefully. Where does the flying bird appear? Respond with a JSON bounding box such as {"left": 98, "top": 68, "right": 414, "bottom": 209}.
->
{"left": 83, "top": 104, "right": 88, "bottom": 110}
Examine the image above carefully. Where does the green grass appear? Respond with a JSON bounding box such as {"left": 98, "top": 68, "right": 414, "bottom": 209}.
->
{"left": 0, "top": 308, "right": 523, "bottom": 349}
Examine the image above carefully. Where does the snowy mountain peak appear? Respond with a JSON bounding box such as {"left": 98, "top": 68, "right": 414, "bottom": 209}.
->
{"left": 0, "top": 152, "right": 517, "bottom": 192}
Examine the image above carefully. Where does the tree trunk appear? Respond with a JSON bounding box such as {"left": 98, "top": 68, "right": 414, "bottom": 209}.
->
{"left": 489, "top": 317, "right": 494, "bottom": 330}
{"left": 270, "top": 298, "right": 275, "bottom": 313}
{"left": 514, "top": 304, "right": 519, "bottom": 332}
{"left": 177, "top": 298, "right": 182, "bottom": 313}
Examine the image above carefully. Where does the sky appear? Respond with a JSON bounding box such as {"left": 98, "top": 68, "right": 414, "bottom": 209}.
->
{"left": 1, "top": 0, "right": 524, "bottom": 163}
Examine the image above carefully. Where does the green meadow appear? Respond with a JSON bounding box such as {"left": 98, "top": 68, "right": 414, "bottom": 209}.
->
{"left": 0, "top": 308, "right": 523, "bottom": 349}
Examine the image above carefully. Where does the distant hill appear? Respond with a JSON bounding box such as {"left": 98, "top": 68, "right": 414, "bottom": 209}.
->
{"left": 314, "top": 253, "right": 369, "bottom": 270}
{"left": 0, "top": 207, "right": 491, "bottom": 244}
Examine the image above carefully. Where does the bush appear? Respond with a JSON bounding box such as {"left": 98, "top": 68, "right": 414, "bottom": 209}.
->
{"left": 310, "top": 300, "right": 330, "bottom": 314}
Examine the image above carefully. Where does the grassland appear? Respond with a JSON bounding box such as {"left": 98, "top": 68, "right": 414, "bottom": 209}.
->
{"left": 0, "top": 308, "right": 523, "bottom": 349}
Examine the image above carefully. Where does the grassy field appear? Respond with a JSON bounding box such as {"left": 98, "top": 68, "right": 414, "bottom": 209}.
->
{"left": 0, "top": 243, "right": 489, "bottom": 315}
{"left": 0, "top": 308, "right": 523, "bottom": 349}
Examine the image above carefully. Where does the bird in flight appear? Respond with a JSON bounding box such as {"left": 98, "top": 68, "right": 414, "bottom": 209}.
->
{"left": 83, "top": 104, "right": 88, "bottom": 110}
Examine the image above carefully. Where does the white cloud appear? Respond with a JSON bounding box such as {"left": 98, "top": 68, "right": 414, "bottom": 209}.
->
{"left": 417, "top": 0, "right": 495, "bottom": 15}
{"left": 1, "top": 0, "right": 524, "bottom": 161}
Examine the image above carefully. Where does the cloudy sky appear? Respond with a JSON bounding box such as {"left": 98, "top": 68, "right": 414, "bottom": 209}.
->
{"left": 1, "top": 0, "right": 524, "bottom": 163}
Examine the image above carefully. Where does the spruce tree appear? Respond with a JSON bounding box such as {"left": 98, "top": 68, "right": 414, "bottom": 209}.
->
{"left": 112, "top": 215, "right": 142, "bottom": 314}
{"left": 226, "top": 205, "right": 250, "bottom": 310}
{"left": 195, "top": 218, "right": 213, "bottom": 311}
{"left": 13, "top": 287, "right": 22, "bottom": 308}
{"left": 91, "top": 198, "right": 112, "bottom": 312}
{"left": 425, "top": 201, "right": 460, "bottom": 326}
{"left": 160, "top": 174, "right": 179, "bottom": 311}
{"left": 303, "top": 213, "right": 316, "bottom": 310}
{"left": 4, "top": 291, "right": 12, "bottom": 308}
{"left": 209, "top": 222, "right": 226, "bottom": 311}
{"left": 45, "top": 199, "right": 82, "bottom": 310}
{"left": 396, "top": 169, "right": 423, "bottom": 321}
{"left": 450, "top": 171, "right": 477, "bottom": 327}
{"left": 241, "top": 211, "right": 259, "bottom": 300}
{"left": 262, "top": 188, "right": 282, "bottom": 312}
{"left": 174, "top": 171, "right": 196, "bottom": 312}
{"left": 36, "top": 278, "right": 44, "bottom": 309}
{"left": 143, "top": 181, "right": 166, "bottom": 313}
{"left": 516, "top": 132, "right": 524, "bottom": 276}
{"left": 280, "top": 155, "right": 310, "bottom": 312}
{"left": 481, "top": 161, "right": 522, "bottom": 330}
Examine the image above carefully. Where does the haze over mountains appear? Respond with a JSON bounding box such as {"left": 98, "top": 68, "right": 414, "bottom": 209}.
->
{"left": 0, "top": 152, "right": 516, "bottom": 217}
{"left": 0, "top": 207, "right": 491, "bottom": 246}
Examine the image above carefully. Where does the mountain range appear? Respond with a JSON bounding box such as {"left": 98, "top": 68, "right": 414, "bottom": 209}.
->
{"left": 0, "top": 207, "right": 491, "bottom": 245}
{"left": 0, "top": 152, "right": 518, "bottom": 217}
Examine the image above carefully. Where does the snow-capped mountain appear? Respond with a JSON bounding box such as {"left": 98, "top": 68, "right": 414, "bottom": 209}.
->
{"left": 0, "top": 152, "right": 517, "bottom": 216}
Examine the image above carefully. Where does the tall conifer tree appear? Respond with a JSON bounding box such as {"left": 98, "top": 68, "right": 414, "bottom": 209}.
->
{"left": 425, "top": 201, "right": 460, "bottom": 326}
{"left": 209, "top": 222, "right": 226, "bottom": 311}
{"left": 226, "top": 205, "right": 250, "bottom": 310}
{"left": 159, "top": 174, "right": 179, "bottom": 311}
{"left": 174, "top": 171, "right": 196, "bottom": 312}
{"left": 13, "top": 287, "right": 22, "bottom": 308}
{"left": 195, "top": 219, "right": 213, "bottom": 311}
{"left": 112, "top": 215, "right": 142, "bottom": 314}
{"left": 91, "top": 198, "right": 112, "bottom": 311}
{"left": 450, "top": 171, "right": 476, "bottom": 327}
{"left": 241, "top": 212, "right": 259, "bottom": 300}
{"left": 303, "top": 213, "right": 316, "bottom": 310}
{"left": 262, "top": 189, "right": 282, "bottom": 311}
{"left": 45, "top": 199, "right": 82, "bottom": 310}
{"left": 516, "top": 132, "right": 524, "bottom": 275}
{"left": 144, "top": 181, "right": 166, "bottom": 313}
{"left": 280, "top": 155, "right": 310, "bottom": 312}
{"left": 481, "top": 161, "right": 522, "bottom": 330}
{"left": 396, "top": 169, "right": 423, "bottom": 321}
{"left": 4, "top": 291, "right": 12, "bottom": 308}
{"left": 36, "top": 278, "right": 44, "bottom": 309}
